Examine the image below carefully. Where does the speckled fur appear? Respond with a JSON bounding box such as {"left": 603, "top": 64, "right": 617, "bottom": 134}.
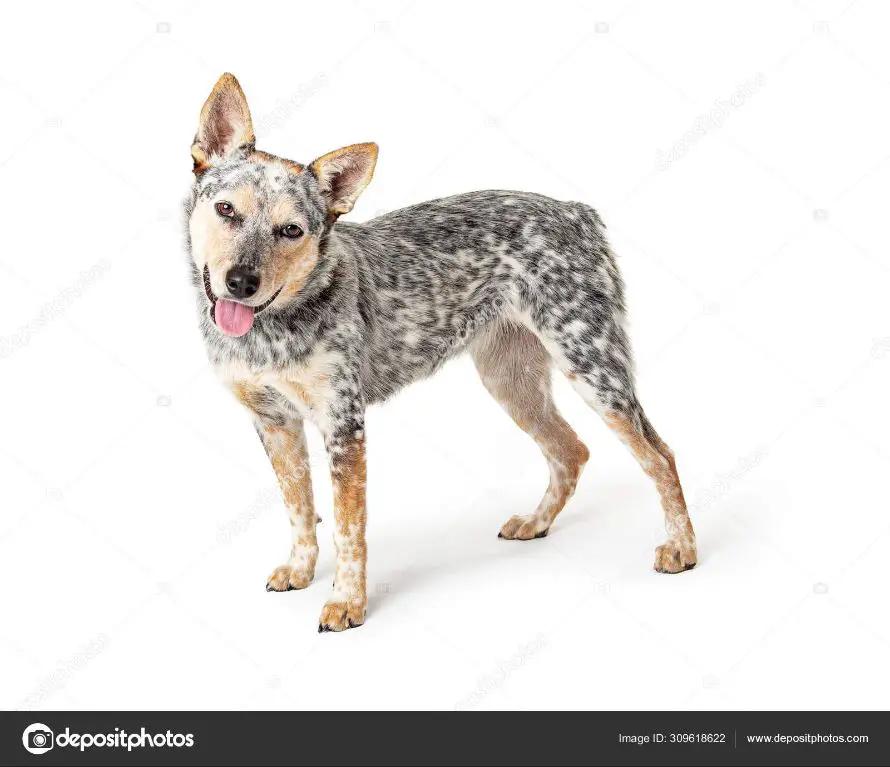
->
{"left": 185, "top": 75, "right": 697, "bottom": 632}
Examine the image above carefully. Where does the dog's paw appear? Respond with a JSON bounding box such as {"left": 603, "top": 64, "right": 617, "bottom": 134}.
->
{"left": 318, "top": 600, "right": 366, "bottom": 632}
{"left": 654, "top": 539, "right": 697, "bottom": 573}
{"left": 498, "top": 514, "right": 549, "bottom": 541}
{"left": 265, "top": 564, "right": 314, "bottom": 592}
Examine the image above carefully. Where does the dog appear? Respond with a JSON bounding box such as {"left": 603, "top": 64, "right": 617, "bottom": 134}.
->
{"left": 184, "top": 74, "right": 697, "bottom": 632}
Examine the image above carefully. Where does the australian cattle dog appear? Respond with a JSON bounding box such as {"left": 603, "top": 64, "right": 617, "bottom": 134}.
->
{"left": 185, "top": 74, "right": 697, "bottom": 632}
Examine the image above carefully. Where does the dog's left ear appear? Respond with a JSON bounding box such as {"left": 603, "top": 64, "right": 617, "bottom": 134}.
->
{"left": 310, "top": 143, "right": 378, "bottom": 217}
{"left": 191, "top": 73, "right": 255, "bottom": 174}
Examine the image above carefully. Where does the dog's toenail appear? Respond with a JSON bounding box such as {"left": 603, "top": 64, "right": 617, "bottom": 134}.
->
{"left": 497, "top": 532, "right": 504, "bottom": 538}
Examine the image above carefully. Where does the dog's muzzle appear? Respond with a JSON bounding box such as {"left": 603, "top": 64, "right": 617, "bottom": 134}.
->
{"left": 203, "top": 265, "right": 282, "bottom": 336}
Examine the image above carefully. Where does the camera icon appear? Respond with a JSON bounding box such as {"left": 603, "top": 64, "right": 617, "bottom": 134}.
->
{"left": 22, "top": 723, "right": 54, "bottom": 755}
{"left": 29, "top": 730, "right": 53, "bottom": 749}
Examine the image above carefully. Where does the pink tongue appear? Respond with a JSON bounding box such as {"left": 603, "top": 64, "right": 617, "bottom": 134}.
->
{"left": 214, "top": 299, "right": 255, "bottom": 337}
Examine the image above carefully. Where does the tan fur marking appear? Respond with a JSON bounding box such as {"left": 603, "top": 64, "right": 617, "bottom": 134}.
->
{"left": 274, "top": 236, "right": 319, "bottom": 301}
{"left": 604, "top": 412, "right": 697, "bottom": 572}
{"left": 189, "top": 202, "right": 235, "bottom": 274}
{"left": 191, "top": 145, "right": 209, "bottom": 175}
{"left": 250, "top": 149, "right": 304, "bottom": 174}
{"left": 264, "top": 425, "right": 313, "bottom": 512}
{"left": 231, "top": 383, "right": 319, "bottom": 590}
{"left": 320, "top": 437, "right": 368, "bottom": 631}
{"left": 232, "top": 381, "right": 264, "bottom": 412}
{"left": 227, "top": 186, "right": 259, "bottom": 217}
{"left": 332, "top": 438, "right": 367, "bottom": 538}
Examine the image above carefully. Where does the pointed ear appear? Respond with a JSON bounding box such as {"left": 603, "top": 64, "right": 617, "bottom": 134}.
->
{"left": 309, "top": 143, "right": 378, "bottom": 216}
{"left": 191, "top": 73, "right": 255, "bottom": 174}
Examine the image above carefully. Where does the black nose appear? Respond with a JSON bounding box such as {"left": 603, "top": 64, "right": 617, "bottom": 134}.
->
{"left": 225, "top": 268, "right": 260, "bottom": 300}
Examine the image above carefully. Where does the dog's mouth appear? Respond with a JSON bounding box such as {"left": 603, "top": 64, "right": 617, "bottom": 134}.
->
{"left": 203, "top": 265, "right": 282, "bottom": 337}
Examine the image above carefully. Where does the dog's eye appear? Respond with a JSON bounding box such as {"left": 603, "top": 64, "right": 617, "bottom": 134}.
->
{"left": 281, "top": 224, "right": 303, "bottom": 239}
{"left": 215, "top": 201, "right": 235, "bottom": 218}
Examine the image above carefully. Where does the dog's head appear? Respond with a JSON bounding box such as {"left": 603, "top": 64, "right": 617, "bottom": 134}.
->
{"left": 187, "top": 73, "right": 377, "bottom": 337}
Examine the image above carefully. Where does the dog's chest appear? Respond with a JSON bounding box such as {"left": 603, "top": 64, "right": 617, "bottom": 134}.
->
{"left": 216, "top": 347, "right": 341, "bottom": 426}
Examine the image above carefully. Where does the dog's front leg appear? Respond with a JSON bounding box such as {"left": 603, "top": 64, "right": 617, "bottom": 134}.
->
{"left": 318, "top": 423, "right": 368, "bottom": 632}
{"left": 231, "top": 384, "right": 318, "bottom": 591}
{"left": 257, "top": 417, "right": 319, "bottom": 592}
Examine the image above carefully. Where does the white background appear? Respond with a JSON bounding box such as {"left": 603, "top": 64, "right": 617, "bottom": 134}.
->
{"left": 1, "top": 0, "right": 888, "bottom": 711}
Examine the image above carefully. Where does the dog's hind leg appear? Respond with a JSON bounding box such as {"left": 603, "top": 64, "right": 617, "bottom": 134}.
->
{"left": 471, "top": 322, "right": 590, "bottom": 540}
{"left": 528, "top": 308, "right": 697, "bottom": 573}
{"left": 603, "top": 406, "right": 696, "bottom": 572}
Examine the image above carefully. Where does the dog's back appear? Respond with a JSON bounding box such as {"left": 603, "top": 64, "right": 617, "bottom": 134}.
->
{"left": 334, "top": 190, "right": 623, "bottom": 403}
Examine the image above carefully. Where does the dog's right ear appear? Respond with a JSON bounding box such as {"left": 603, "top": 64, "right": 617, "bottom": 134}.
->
{"left": 191, "top": 73, "right": 255, "bottom": 175}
